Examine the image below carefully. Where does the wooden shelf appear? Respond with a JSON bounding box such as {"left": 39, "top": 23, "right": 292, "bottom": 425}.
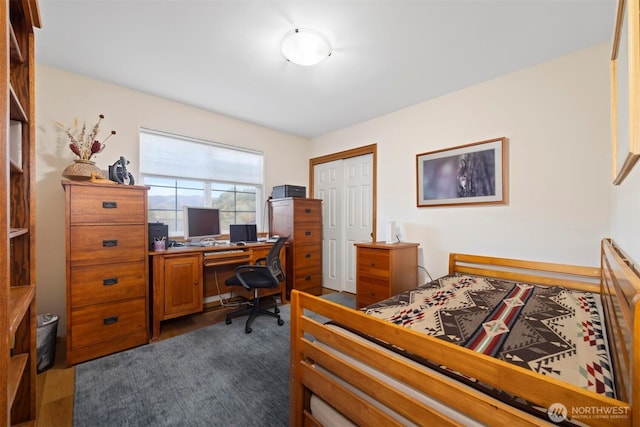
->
{"left": 9, "top": 158, "right": 23, "bottom": 174}
{"left": 8, "top": 354, "right": 28, "bottom": 408}
{"left": 9, "top": 85, "right": 27, "bottom": 123}
{"left": 9, "top": 22, "right": 24, "bottom": 63}
{"left": 9, "top": 228, "right": 28, "bottom": 239}
{"left": 8, "top": 285, "right": 35, "bottom": 337}
{"left": 3, "top": 0, "right": 41, "bottom": 423}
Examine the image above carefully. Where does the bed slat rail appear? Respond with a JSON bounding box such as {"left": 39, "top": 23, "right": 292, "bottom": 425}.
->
{"left": 301, "top": 316, "right": 548, "bottom": 426}
{"left": 300, "top": 363, "right": 409, "bottom": 427}
{"left": 290, "top": 288, "right": 631, "bottom": 427}
{"left": 450, "top": 253, "right": 601, "bottom": 292}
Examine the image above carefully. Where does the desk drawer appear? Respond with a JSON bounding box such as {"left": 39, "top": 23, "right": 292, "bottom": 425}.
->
{"left": 70, "top": 225, "right": 146, "bottom": 263}
{"left": 69, "top": 185, "right": 146, "bottom": 224}
{"left": 70, "top": 297, "right": 147, "bottom": 349}
{"left": 70, "top": 261, "right": 147, "bottom": 307}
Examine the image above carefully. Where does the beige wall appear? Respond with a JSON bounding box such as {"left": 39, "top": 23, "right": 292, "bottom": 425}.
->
{"left": 611, "top": 149, "right": 640, "bottom": 260}
{"left": 310, "top": 43, "right": 612, "bottom": 281}
{"left": 36, "top": 43, "right": 617, "bottom": 334}
{"left": 35, "top": 65, "right": 310, "bottom": 334}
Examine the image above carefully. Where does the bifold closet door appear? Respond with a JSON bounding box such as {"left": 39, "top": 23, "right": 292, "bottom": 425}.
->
{"left": 314, "top": 153, "right": 373, "bottom": 293}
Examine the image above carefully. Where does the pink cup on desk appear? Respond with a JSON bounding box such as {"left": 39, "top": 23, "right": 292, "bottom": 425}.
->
{"left": 154, "top": 240, "right": 166, "bottom": 251}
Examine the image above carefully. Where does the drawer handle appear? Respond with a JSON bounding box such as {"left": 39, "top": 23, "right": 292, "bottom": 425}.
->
{"left": 305, "top": 275, "right": 311, "bottom": 281}
{"left": 102, "top": 201, "right": 118, "bottom": 209}
{"left": 103, "top": 315, "right": 119, "bottom": 325}
{"left": 103, "top": 239, "right": 118, "bottom": 247}
{"left": 103, "top": 277, "right": 119, "bottom": 286}
{"left": 305, "top": 208, "right": 311, "bottom": 213}
{"left": 305, "top": 253, "right": 311, "bottom": 258}
{"left": 370, "top": 262, "right": 375, "bottom": 267}
{"left": 305, "top": 231, "right": 311, "bottom": 236}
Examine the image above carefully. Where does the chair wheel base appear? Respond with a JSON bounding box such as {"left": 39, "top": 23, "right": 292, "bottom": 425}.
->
{"left": 225, "top": 318, "right": 232, "bottom": 325}
{"left": 278, "top": 318, "right": 284, "bottom": 326}
{"left": 245, "top": 326, "right": 252, "bottom": 334}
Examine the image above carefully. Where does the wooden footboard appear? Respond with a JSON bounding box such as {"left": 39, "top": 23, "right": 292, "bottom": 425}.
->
{"left": 601, "top": 239, "right": 640, "bottom": 424}
{"left": 289, "top": 242, "right": 636, "bottom": 426}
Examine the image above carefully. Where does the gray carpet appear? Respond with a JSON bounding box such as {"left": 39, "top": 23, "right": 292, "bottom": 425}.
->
{"left": 74, "top": 292, "right": 355, "bottom": 426}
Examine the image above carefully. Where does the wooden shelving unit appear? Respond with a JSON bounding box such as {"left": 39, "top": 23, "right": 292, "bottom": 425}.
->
{"left": 1, "top": 0, "right": 41, "bottom": 424}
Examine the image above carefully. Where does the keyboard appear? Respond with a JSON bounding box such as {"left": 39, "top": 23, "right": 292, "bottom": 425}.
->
{"left": 204, "top": 249, "right": 245, "bottom": 256}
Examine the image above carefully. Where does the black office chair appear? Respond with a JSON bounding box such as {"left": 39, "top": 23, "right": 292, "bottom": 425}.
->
{"left": 224, "top": 236, "right": 288, "bottom": 333}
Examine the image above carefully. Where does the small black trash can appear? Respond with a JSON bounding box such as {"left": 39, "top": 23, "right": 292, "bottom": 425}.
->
{"left": 36, "top": 314, "right": 59, "bottom": 373}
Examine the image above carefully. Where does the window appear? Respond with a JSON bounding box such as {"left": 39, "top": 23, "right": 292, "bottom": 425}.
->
{"left": 140, "top": 129, "right": 264, "bottom": 237}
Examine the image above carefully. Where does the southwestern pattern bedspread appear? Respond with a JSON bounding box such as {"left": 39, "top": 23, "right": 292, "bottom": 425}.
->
{"left": 364, "top": 274, "right": 615, "bottom": 399}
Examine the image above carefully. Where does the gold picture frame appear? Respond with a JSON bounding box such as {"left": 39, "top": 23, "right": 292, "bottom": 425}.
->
{"left": 611, "top": 0, "right": 640, "bottom": 185}
{"left": 416, "top": 137, "right": 507, "bottom": 207}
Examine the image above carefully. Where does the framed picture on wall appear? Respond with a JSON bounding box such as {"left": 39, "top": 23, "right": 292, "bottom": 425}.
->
{"left": 611, "top": 0, "right": 640, "bottom": 185}
{"left": 416, "top": 137, "right": 507, "bottom": 207}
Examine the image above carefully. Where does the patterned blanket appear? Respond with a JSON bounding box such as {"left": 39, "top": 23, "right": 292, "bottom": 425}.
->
{"left": 364, "top": 274, "right": 615, "bottom": 399}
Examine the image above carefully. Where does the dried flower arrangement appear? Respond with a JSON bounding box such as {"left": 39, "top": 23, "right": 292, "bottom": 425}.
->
{"left": 56, "top": 114, "right": 116, "bottom": 161}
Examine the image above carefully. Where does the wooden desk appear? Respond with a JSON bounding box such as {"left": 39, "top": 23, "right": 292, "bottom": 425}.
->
{"left": 149, "top": 242, "right": 285, "bottom": 340}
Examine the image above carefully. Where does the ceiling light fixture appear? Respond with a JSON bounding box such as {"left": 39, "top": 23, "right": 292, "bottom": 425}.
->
{"left": 281, "top": 28, "right": 332, "bottom": 66}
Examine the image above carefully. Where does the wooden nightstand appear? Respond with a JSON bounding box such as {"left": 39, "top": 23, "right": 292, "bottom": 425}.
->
{"left": 355, "top": 242, "right": 419, "bottom": 309}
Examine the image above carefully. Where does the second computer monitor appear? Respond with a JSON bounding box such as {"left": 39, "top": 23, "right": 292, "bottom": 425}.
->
{"left": 229, "top": 224, "right": 257, "bottom": 243}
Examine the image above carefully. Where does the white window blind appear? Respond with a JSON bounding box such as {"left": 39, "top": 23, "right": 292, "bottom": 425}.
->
{"left": 140, "top": 129, "right": 263, "bottom": 185}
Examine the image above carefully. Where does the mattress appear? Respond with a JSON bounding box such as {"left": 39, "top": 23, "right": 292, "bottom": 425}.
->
{"left": 309, "top": 274, "right": 614, "bottom": 426}
{"left": 363, "top": 274, "right": 616, "bottom": 399}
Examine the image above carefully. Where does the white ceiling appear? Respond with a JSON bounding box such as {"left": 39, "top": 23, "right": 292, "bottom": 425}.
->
{"left": 35, "top": 0, "right": 617, "bottom": 139}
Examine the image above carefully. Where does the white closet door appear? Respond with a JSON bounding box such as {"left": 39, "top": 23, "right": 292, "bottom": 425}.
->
{"left": 343, "top": 154, "right": 373, "bottom": 293}
{"left": 314, "top": 154, "right": 373, "bottom": 293}
{"left": 314, "top": 159, "right": 342, "bottom": 291}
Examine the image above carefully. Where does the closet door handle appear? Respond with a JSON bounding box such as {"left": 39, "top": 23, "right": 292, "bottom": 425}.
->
{"left": 102, "top": 201, "right": 118, "bottom": 209}
{"left": 305, "top": 253, "right": 311, "bottom": 258}
{"left": 305, "top": 275, "right": 311, "bottom": 281}
{"left": 103, "top": 239, "right": 118, "bottom": 247}
{"left": 103, "top": 316, "right": 119, "bottom": 325}
{"left": 305, "top": 208, "right": 311, "bottom": 213}
{"left": 103, "top": 278, "right": 118, "bottom": 286}
{"left": 305, "top": 231, "right": 311, "bottom": 236}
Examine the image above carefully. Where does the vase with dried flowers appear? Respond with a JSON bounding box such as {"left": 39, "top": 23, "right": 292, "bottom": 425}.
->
{"left": 58, "top": 114, "right": 116, "bottom": 180}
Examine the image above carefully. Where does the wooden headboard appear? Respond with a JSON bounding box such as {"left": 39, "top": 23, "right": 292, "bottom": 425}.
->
{"left": 449, "top": 252, "right": 601, "bottom": 292}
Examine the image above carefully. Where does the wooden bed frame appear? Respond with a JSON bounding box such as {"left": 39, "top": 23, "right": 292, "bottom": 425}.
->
{"left": 289, "top": 239, "right": 639, "bottom": 426}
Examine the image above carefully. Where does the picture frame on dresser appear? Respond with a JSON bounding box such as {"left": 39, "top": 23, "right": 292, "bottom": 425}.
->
{"left": 416, "top": 137, "right": 506, "bottom": 207}
{"left": 611, "top": 0, "right": 640, "bottom": 185}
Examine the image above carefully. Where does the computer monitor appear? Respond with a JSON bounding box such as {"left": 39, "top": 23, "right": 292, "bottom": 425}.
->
{"left": 183, "top": 206, "right": 221, "bottom": 244}
{"left": 229, "top": 224, "right": 257, "bottom": 243}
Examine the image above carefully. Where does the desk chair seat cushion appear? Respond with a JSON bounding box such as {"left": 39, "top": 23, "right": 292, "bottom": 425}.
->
{"left": 225, "top": 268, "right": 277, "bottom": 289}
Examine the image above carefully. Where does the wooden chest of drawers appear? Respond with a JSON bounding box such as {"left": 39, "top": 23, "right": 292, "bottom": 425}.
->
{"left": 269, "top": 198, "right": 322, "bottom": 296}
{"left": 63, "top": 181, "right": 149, "bottom": 365}
{"left": 355, "top": 242, "right": 419, "bottom": 309}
